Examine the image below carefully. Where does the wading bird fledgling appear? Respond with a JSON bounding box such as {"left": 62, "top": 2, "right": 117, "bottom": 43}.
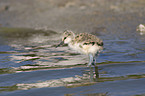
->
{"left": 56, "top": 30, "right": 103, "bottom": 67}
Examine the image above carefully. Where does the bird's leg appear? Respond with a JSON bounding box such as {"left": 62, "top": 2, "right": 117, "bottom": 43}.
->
{"left": 89, "top": 66, "right": 94, "bottom": 81}
{"left": 93, "top": 53, "right": 99, "bottom": 66}
{"left": 93, "top": 54, "right": 99, "bottom": 78}
{"left": 92, "top": 57, "right": 96, "bottom": 66}
{"left": 88, "top": 54, "right": 94, "bottom": 67}
{"left": 88, "top": 54, "right": 100, "bottom": 81}
{"left": 94, "top": 65, "right": 99, "bottom": 78}
{"left": 88, "top": 54, "right": 95, "bottom": 81}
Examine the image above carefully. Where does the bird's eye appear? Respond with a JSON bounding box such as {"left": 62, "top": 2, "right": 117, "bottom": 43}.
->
{"left": 64, "top": 37, "right": 67, "bottom": 40}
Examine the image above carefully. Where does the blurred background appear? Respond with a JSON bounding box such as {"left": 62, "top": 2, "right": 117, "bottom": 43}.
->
{"left": 0, "top": 0, "right": 145, "bottom": 96}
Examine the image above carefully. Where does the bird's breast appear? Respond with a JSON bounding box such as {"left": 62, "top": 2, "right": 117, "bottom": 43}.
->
{"left": 68, "top": 42, "right": 102, "bottom": 55}
{"left": 82, "top": 44, "right": 101, "bottom": 55}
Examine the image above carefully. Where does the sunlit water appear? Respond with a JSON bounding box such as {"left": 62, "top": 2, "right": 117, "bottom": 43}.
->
{"left": 0, "top": 27, "right": 145, "bottom": 96}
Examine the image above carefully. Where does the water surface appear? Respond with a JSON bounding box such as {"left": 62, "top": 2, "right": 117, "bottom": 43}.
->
{"left": 0, "top": 27, "right": 145, "bottom": 96}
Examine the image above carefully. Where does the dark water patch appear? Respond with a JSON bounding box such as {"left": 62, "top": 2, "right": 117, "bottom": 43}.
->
{"left": 0, "top": 27, "right": 57, "bottom": 38}
{"left": 98, "top": 60, "right": 145, "bottom": 65}
{"left": 0, "top": 27, "right": 59, "bottom": 47}
{"left": 21, "top": 54, "right": 38, "bottom": 57}
{"left": 0, "top": 85, "right": 18, "bottom": 93}
{"left": 0, "top": 68, "right": 15, "bottom": 74}
{"left": 0, "top": 51, "right": 16, "bottom": 54}
{"left": 98, "top": 74, "right": 145, "bottom": 82}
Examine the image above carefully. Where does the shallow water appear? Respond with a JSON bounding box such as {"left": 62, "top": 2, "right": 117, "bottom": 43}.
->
{"left": 0, "top": 27, "right": 145, "bottom": 96}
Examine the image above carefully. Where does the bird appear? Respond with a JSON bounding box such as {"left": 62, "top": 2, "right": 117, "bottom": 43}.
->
{"left": 56, "top": 30, "right": 103, "bottom": 67}
{"left": 136, "top": 24, "right": 145, "bottom": 35}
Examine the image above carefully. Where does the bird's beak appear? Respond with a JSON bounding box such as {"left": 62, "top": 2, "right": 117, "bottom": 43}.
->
{"left": 56, "top": 41, "right": 64, "bottom": 48}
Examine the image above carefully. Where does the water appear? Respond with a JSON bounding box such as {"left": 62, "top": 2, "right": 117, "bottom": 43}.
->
{"left": 0, "top": 27, "right": 145, "bottom": 96}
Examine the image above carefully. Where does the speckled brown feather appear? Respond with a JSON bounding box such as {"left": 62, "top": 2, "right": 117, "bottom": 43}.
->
{"left": 73, "top": 33, "right": 103, "bottom": 46}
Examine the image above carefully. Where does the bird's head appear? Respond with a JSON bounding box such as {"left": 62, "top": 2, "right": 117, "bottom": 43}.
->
{"left": 56, "top": 30, "right": 75, "bottom": 47}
